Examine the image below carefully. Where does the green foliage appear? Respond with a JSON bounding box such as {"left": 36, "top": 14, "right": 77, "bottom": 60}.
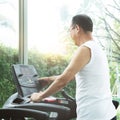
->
{"left": 0, "top": 44, "right": 18, "bottom": 80}
{"left": 0, "top": 79, "right": 15, "bottom": 106}
{"left": 28, "top": 50, "right": 69, "bottom": 77}
{"left": 109, "top": 62, "right": 117, "bottom": 90}
{"left": 0, "top": 44, "right": 18, "bottom": 107}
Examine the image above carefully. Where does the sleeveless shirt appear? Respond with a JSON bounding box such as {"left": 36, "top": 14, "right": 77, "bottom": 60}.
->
{"left": 75, "top": 40, "right": 116, "bottom": 120}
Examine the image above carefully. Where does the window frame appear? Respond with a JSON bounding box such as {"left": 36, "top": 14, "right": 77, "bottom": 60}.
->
{"left": 19, "top": 0, "right": 28, "bottom": 64}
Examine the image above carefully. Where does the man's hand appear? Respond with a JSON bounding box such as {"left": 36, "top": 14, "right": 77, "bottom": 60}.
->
{"left": 30, "top": 91, "right": 43, "bottom": 102}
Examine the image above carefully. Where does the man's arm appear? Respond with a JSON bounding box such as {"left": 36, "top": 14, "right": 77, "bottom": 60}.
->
{"left": 38, "top": 76, "right": 59, "bottom": 85}
{"left": 30, "top": 46, "right": 91, "bottom": 102}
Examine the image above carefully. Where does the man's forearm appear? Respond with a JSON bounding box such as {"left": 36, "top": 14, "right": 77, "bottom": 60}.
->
{"left": 48, "top": 75, "right": 59, "bottom": 81}
{"left": 40, "top": 76, "right": 67, "bottom": 99}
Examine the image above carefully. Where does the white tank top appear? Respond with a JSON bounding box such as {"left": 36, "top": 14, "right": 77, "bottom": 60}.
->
{"left": 75, "top": 40, "right": 116, "bottom": 120}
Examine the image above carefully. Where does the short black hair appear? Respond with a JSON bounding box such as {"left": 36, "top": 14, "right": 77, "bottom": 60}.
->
{"left": 72, "top": 14, "right": 93, "bottom": 32}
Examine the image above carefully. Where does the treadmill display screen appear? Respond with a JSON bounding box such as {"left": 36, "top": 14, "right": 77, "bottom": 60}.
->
{"left": 20, "top": 67, "right": 33, "bottom": 75}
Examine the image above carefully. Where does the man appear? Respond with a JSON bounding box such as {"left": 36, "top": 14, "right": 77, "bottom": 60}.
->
{"left": 30, "top": 14, "right": 116, "bottom": 120}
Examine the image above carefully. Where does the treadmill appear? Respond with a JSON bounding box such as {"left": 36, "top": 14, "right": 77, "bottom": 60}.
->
{"left": 2, "top": 64, "right": 76, "bottom": 120}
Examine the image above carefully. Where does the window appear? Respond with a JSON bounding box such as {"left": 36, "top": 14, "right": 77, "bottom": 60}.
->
{"left": 0, "top": 0, "right": 19, "bottom": 48}
{"left": 0, "top": 0, "right": 19, "bottom": 107}
{"left": 27, "top": 0, "right": 85, "bottom": 55}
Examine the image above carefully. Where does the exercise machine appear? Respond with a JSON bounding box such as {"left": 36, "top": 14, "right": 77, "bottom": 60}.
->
{"left": 2, "top": 64, "right": 76, "bottom": 120}
{"left": 2, "top": 64, "right": 119, "bottom": 120}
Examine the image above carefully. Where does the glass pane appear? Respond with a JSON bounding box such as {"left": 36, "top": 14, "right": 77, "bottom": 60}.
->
{"left": 28, "top": 0, "right": 106, "bottom": 58}
{"left": 0, "top": 0, "right": 19, "bottom": 107}
{"left": 28, "top": 0, "right": 84, "bottom": 55}
{"left": 0, "top": 0, "right": 19, "bottom": 47}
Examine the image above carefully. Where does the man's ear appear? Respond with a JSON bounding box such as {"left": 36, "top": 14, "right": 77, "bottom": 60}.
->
{"left": 75, "top": 25, "right": 81, "bottom": 32}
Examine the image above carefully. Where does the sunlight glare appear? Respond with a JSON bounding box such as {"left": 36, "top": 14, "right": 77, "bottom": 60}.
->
{"left": 28, "top": 0, "right": 81, "bottom": 54}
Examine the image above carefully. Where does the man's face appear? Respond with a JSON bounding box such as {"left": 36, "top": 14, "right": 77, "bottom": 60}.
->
{"left": 70, "top": 24, "right": 76, "bottom": 42}
{"left": 69, "top": 24, "right": 79, "bottom": 45}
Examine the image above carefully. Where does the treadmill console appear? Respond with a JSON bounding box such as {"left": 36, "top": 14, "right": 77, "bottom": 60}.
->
{"left": 12, "top": 64, "right": 42, "bottom": 97}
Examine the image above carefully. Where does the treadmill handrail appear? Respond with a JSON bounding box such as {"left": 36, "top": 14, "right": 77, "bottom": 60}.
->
{"left": 10, "top": 103, "right": 70, "bottom": 120}
{"left": 0, "top": 108, "right": 49, "bottom": 120}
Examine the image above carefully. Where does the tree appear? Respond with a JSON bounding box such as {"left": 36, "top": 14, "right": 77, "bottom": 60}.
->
{"left": 95, "top": 0, "right": 120, "bottom": 62}
{"left": 94, "top": 0, "right": 120, "bottom": 91}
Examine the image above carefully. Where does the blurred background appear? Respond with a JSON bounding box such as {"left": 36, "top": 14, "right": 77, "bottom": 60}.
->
{"left": 0, "top": 0, "right": 120, "bottom": 119}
